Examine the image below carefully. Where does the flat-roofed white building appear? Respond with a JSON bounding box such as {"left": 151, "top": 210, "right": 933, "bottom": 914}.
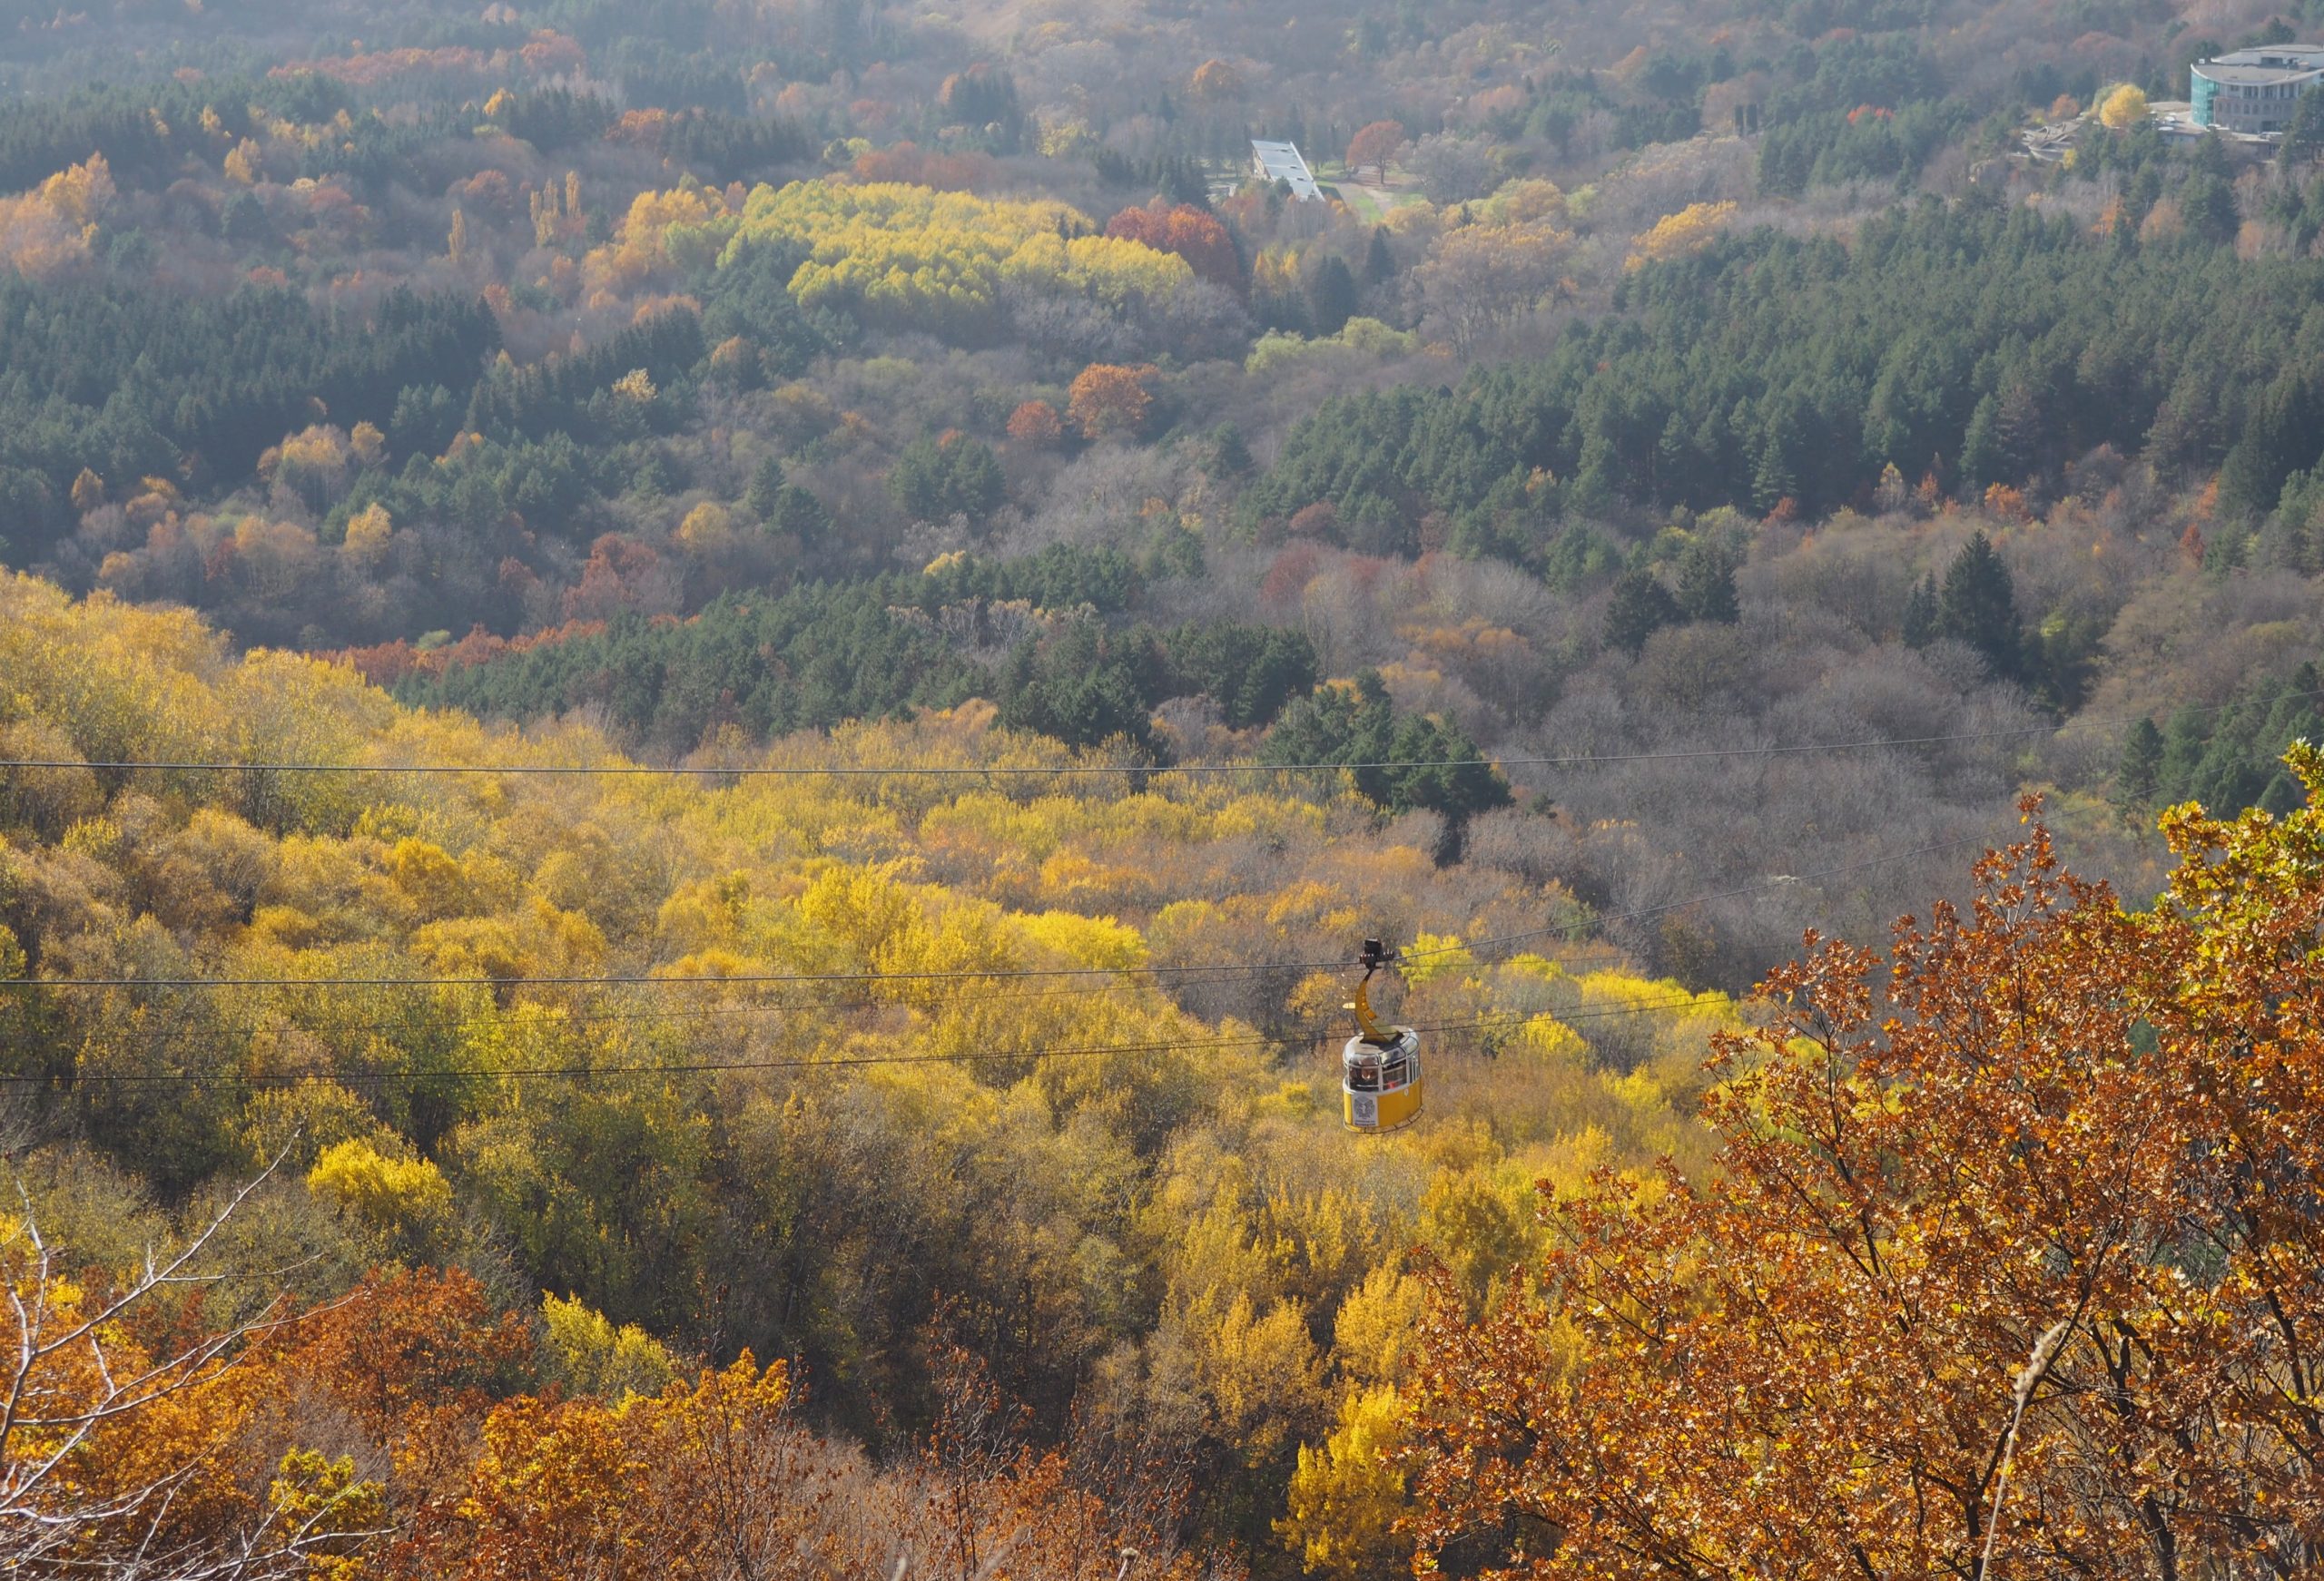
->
{"left": 2191, "top": 45, "right": 2324, "bottom": 135}
{"left": 1251, "top": 139, "right": 1323, "bottom": 200}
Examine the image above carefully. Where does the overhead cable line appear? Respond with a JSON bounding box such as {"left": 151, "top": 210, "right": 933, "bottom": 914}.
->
{"left": 9, "top": 1026, "right": 1293, "bottom": 1088}
{"left": 0, "top": 974, "right": 1228, "bottom": 1046}
{"left": 0, "top": 684, "right": 2301, "bottom": 783}
{"left": 0, "top": 958, "right": 1349, "bottom": 991}
{"left": 0, "top": 831, "right": 2000, "bottom": 993}
{"left": 1401, "top": 834, "right": 1994, "bottom": 960}
{"left": 0, "top": 995, "right": 1730, "bottom": 1088}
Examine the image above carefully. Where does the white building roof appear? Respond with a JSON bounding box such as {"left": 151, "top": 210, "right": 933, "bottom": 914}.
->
{"left": 2195, "top": 45, "right": 2324, "bottom": 83}
{"left": 1251, "top": 139, "right": 1322, "bottom": 201}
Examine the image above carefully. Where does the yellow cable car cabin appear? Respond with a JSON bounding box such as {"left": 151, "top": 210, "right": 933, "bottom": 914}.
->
{"left": 1342, "top": 938, "right": 1422, "bottom": 1133}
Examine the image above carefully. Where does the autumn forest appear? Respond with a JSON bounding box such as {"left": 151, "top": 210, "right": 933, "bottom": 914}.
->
{"left": 11, "top": 0, "right": 2324, "bottom": 1571}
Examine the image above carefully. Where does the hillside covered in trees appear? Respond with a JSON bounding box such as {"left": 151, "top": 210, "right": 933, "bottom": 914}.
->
{"left": 1, "top": 574, "right": 1728, "bottom": 1566}
{"left": 13, "top": 0, "right": 2324, "bottom": 1566}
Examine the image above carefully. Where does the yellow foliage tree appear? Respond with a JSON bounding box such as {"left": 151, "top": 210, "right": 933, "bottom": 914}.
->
{"left": 539, "top": 1291, "right": 678, "bottom": 1400}
{"left": 36, "top": 154, "right": 113, "bottom": 231}
{"left": 306, "top": 1138, "right": 453, "bottom": 1245}
{"left": 583, "top": 177, "right": 738, "bottom": 297}
{"left": 1187, "top": 1288, "right": 1327, "bottom": 1465}
{"left": 423, "top": 1355, "right": 791, "bottom": 1572}
{"left": 2100, "top": 83, "right": 2150, "bottom": 129}
{"left": 675, "top": 499, "right": 734, "bottom": 553}
{"left": 1331, "top": 1262, "right": 1427, "bottom": 1390}
{"left": 0, "top": 154, "right": 116, "bottom": 278}
{"left": 1276, "top": 1386, "right": 1413, "bottom": 1579}
{"left": 1414, "top": 216, "right": 1572, "bottom": 351}
{"left": 1625, "top": 200, "right": 1737, "bottom": 270}
{"left": 712, "top": 181, "right": 1189, "bottom": 336}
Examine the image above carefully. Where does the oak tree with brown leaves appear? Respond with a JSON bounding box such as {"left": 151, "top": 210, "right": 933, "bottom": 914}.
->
{"left": 1409, "top": 755, "right": 2324, "bottom": 1578}
{"left": 1067, "top": 364, "right": 1154, "bottom": 442}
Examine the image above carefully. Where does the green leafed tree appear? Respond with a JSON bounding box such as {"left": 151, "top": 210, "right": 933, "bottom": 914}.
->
{"left": 2116, "top": 716, "right": 2164, "bottom": 818}
{"left": 1263, "top": 672, "right": 1511, "bottom": 855}
{"left": 1673, "top": 538, "right": 1740, "bottom": 624}
{"left": 1935, "top": 530, "right": 2020, "bottom": 679}
{"left": 998, "top": 623, "right": 1156, "bottom": 750}
{"left": 891, "top": 433, "right": 1006, "bottom": 525}
{"left": 2283, "top": 89, "right": 2324, "bottom": 163}
{"left": 745, "top": 454, "right": 789, "bottom": 522}
{"left": 1306, "top": 257, "right": 1360, "bottom": 338}
{"left": 1901, "top": 572, "right": 1938, "bottom": 647}
{"left": 1604, "top": 567, "right": 1680, "bottom": 656}
{"left": 765, "top": 484, "right": 832, "bottom": 551}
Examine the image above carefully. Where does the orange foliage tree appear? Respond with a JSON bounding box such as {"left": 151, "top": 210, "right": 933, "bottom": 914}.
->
{"left": 1067, "top": 364, "right": 1154, "bottom": 442}
{"left": 409, "top": 1350, "right": 1205, "bottom": 1579}
{"left": 7, "top": 1197, "right": 1221, "bottom": 1580}
{"left": 1188, "top": 59, "right": 1245, "bottom": 101}
{"left": 851, "top": 141, "right": 996, "bottom": 191}
{"left": 2, "top": 1164, "right": 387, "bottom": 1577}
{"left": 1105, "top": 201, "right": 1242, "bottom": 290}
{"left": 287, "top": 1266, "right": 536, "bottom": 1444}
{"left": 1007, "top": 398, "right": 1063, "bottom": 447}
{"left": 1410, "top": 766, "right": 2324, "bottom": 1576}
{"left": 1345, "top": 121, "right": 1407, "bottom": 183}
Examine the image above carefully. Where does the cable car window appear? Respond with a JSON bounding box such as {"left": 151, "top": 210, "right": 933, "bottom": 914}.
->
{"left": 1348, "top": 1063, "right": 1380, "bottom": 1091}
{"left": 1382, "top": 1059, "right": 1407, "bottom": 1088}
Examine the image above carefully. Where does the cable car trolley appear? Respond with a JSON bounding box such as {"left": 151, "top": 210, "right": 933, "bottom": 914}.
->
{"left": 1342, "top": 938, "right": 1422, "bottom": 1133}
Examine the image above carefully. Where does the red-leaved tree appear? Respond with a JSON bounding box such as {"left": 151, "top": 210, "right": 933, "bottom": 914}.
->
{"left": 1344, "top": 121, "right": 1406, "bottom": 183}
{"left": 1105, "top": 202, "right": 1242, "bottom": 291}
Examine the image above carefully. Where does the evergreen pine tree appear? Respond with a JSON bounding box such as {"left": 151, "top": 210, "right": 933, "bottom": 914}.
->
{"left": 1209, "top": 423, "right": 1252, "bottom": 476}
{"left": 2116, "top": 717, "right": 2164, "bottom": 815}
{"left": 997, "top": 624, "right": 1152, "bottom": 750}
{"left": 2260, "top": 769, "right": 2309, "bottom": 817}
{"left": 1936, "top": 530, "right": 2021, "bottom": 678}
{"left": 1959, "top": 393, "right": 2004, "bottom": 489}
{"left": 745, "top": 455, "right": 787, "bottom": 522}
{"left": 2219, "top": 374, "right": 2319, "bottom": 520}
{"left": 2181, "top": 174, "right": 2239, "bottom": 245}
{"left": 768, "top": 485, "right": 830, "bottom": 550}
{"left": 890, "top": 435, "right": 1004, "bottom": 524}
{"left": 1344, "top": 670, "right": 1400, "bottom": 807}
{"left": 1674, "top": 539, "right": 1739, "bottom": 624}
{"left": 1656, "top": 414, "right": 1698, "bottom": 507}
{"left": 2284, "top": 89, "right": 2324, "bottom": 162}
{"left": 1364, "top": 226, "right": 1396, "bottom": 284}
{"left": 1901, "top": 574, "right": 1938, "bottom": 647}
{"left": 1605, "top": 567, "right": 1680, "bottom": 656}
{"left": 1750, "top": 431, "right": 1797, "bottom": 516}
{"left": 946, "top": 437, "right": 1006, "bottom": 523}
{"left": 1306, "top": 256, "right": 1360, "bottom": 337}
